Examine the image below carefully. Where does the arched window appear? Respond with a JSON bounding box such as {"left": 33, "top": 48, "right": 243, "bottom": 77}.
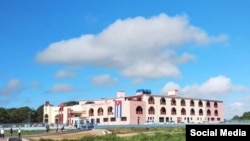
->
{"left": 199, "top": 109, "right": 203, "bottom": 116}
{"left": 171, "top": 98, "right": 176, "bottom": 106}
{"left": 214, "top": 110, "right": 218, "bottom": 116}
{"left": 148, "top": 96, "right": 155, "bottom": 104}
{"left": 107, "top": 107, "right": 113, "bottom": 115}
{"left": 207, "top": 109, "right": 211, "bottom": 116}
{"left": 206, "top": 101, "right": 210, "bottom": 107}
{"left": 171, "top": 107, "right": 176, "bottom": 115}
{"left": 181, "top": 108, "right": 186, "bottom": 115}
{"left": 136, "top": 106, "right": 143, "bottom": 114}
{"left": 148, "top": 106, "right": 155, "bottom": 115}
{"left": 160, "top": 97, "right": 166, "bottom": 105}
{"left": 97, "top": 107, "right": 103, "bottom": 116}
{"left": 89, "top": 108, "right": 94, "bottom": 116}
{"left": 190, "top": 108, "right": 195, "bottom": 116}
{"left": 160, "top": 107, "right": 166, "bottom": 115}
{"left": 214, "top": 102, "right": 218, "bottom": 108}
{"left": 198, "top": 100, "right": 203, "bottom": 107}
{"left": 181, "top": 99, "right": 186, "bottom": 106}
{"left": 190, "top": 100, "right": 195, "bottom": 106}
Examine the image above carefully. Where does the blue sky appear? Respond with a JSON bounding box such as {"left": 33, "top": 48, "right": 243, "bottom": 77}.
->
{"left": 0, "top": 0, "right": 249, "bottom": 119}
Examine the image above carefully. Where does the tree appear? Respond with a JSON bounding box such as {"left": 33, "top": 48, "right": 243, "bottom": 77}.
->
{"left": 64, "top": 101, "right": 79, "bottom": 106}
{"left": 0, "top": 107, "right": 10, "bottom": 123}
{"left": 232, "top": 111, "right": 250, "bottom": 120}
{"left": 36, "top": 104, "right": 44, "bottom": 122}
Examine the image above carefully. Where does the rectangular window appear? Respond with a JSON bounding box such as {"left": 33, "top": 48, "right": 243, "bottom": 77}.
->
{"left": 103, "top": 118, "right": 109, "bottom": 122}
{"left": 110, "top": 117, "right": 116, "bottom": 122}
{"left": 121, "top": 117, "right": 127, "bottom": 121}
{"left": 96, "top": 118, "right": 100, "bottom": 123}
{"left": 159, "top": 117, "right": 164, "bottom": 122}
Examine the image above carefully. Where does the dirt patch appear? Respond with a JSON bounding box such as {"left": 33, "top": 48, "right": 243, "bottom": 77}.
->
{"left": 26, "top": 129, "right": 105, "bottom": 141}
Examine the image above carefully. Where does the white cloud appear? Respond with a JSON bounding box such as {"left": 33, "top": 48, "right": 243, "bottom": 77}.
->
{"left": 160, "top": 82, "right": 181, "bottom": 94}
{"left": 50, "top": 84, "right": 75, "bottom": 93}
{"left": 92, "top": 74, "right": 117, "bottom": 86}
{"left": 0, "top": 79, "right": 23, "bottom": 97}
{"left": 180, "top": 75, "right": 246, "bottom": 99}
{"left": 160, "top": 75, "right": 248, "bottom": 119}
{"left": 55, "top": 70, "right": 75, "bottom": 78}
{"left": 36, "top": 13, "right": 226, "bottom": 79}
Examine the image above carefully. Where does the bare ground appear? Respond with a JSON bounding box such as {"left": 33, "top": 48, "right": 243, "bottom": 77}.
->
{"left": 25, "top": 129, "right": 106, "bottom": 141}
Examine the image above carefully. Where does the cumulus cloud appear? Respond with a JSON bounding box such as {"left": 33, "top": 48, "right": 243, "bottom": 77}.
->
{"left": 50, "top": 84, "right": 75, "bottom": 93}
{"left": 160, "top": 82, "right": 181, "bottom": 94}
{"left": 92, "top": 74, "right": 118, "bottom": 86}
{"left": 36, "top": 13, "right": 226, "bottom": 79}
{"left": 0, "top": 79, "right": 23, "bottom": 97}
{"left": 161, "top": 75, "right": 247, "bottom": 99}
{"left": 160, "top": 75, "right": 248, "bottom": 119}
{"left": 180, "top": 75, "right": 246, "bottom": 99}
{"left": 55, "top": 70, "right": 75, "bottom": 78}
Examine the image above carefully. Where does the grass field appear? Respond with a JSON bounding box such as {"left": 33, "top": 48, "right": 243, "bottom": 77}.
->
{"left": 20, "top": 127, "right": 186, "bottom": 141}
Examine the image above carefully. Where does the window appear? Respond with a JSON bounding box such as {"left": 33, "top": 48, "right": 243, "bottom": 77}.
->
{"left": 214, "top": 110, "right": 218, "bottom": 116}
{"left": 199, "top": 109, "right": 203, "bottom": 116}
{"left": 181, "top": 108, "right": 186, "bottom": 115}
{"left": 148, "top": 106, "right": 155, "bottom": 115}
{"left": 110, "top": 117, "right": 116, "bottom": 122}
{"left": 148, "top": 96, "right": 155, "bottom": 104}
{"left": 96, "top": 118, "right": 100, "bottom": 123}
{"left": 89, "top": 108, "right": 94, "bottom": 116}
{"left": 136, "top": 106, "right": 143, "bottom": 114}
{"left": 160, "top": 107, "right": 166, "bottom": 115}
{"left": 121, "top": 117, "right": 127, "bottom": 121}
{"left": 190, "top": 100, "right": 195, "bottom": 107}
{"left": 190, "top": 108, "right": 195, "bottom": 116}
{"left": 103, "top": 118, "right": 109, "bottom": 122}
{"left": 159, "top": 117, "right": 164, "bottom": 123}
{"left": 97, "top": 108, "right": 103, "bottom": 116}
{"left": 107, "top": 107, "right": 113, "bottom": 115}
{"left": 181, "top": 99, "right": 186, "bottom": 106}
{"left": 198, "top": 101, "right": 203, "bottom": 107}
{"left": 206, "top": 101, "right": 210, "bottom": 108}
{"left": 214, "top": 102, "right": 218, "bottom": 108}
{"left": 207, "top": 109, "right": 211, "bottom": 116}
{"left": 171, "top": 108, "right": 176, "bottom": 115}
{"left": 171, "top": 98, "right": 176, "bottom": 106}
{"left": 160, "top": 97, "right": 166, "bottom": 105}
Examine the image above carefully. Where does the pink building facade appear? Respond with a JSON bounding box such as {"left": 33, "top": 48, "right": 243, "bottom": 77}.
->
{"left": 43, "top": 89, "right": 224, "bottom": 125}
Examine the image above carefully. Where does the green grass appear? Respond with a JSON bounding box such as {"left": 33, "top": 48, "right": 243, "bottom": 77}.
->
{"left": 4, "top": 129, "right": 53, "bottom": 137}
{"left": 43, "top": 131, "right": 185, "bottom": 141}
{"left": 36, "top": 127, "right": 186, "bottom": 141}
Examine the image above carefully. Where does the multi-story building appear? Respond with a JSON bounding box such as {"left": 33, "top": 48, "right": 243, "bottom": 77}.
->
{"left": 43, "top": 89, "right": 223, "bottom": 126}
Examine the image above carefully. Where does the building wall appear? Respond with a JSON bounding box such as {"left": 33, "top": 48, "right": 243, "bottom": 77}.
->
{"left": 128, "top": 100, "right": 146, "bottom": 125}
{"left": 43, "top": 90, "right": 224, "bottom": 125}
